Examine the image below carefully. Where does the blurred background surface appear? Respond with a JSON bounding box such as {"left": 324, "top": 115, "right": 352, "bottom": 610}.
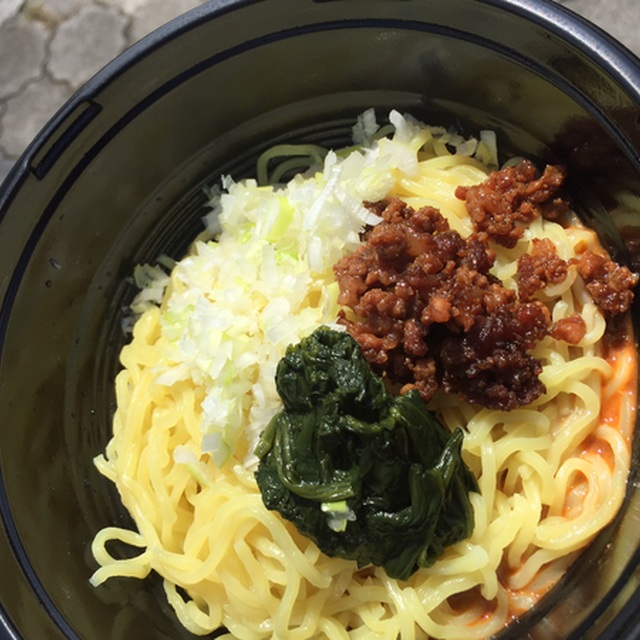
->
{"left": 0, "top": 0, "right": 638, "bottom": 185}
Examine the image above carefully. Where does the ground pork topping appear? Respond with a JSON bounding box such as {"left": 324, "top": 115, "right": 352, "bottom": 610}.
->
{"left": 514, "top": 218, "right": 637, "bottom": 324}
{"left": 334, "top": 163, "right": 637, "bottom": 411}
{"left": 516, "top": 238, "right": 570, "bottom": 302}
{"left": 333, "top": 197, "right": 550, "bottom": 410}
{"left": 576, "top": 249, "right": 639, "bottom": 316}
{"left": 455, "top": 160, "right": 569, "bottom": 248}
{"left": 438, "top": 304, "right": 549, "bottom": 410}
{"left": 550, "top": 315, "right": 587, "bottom": 345}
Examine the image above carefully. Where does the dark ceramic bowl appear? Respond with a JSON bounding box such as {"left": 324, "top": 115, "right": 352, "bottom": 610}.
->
{"left": 1, "top": 1, "right": 640, "bottom": 638}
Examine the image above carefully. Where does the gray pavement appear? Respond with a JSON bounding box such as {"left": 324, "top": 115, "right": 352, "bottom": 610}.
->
{"left": 0, "top": 0, "right": 638, "bottom": 187}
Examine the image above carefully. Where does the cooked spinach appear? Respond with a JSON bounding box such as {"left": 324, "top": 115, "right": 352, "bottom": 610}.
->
{"left": 254, "top": 326, "right": 477, "bottom": 581}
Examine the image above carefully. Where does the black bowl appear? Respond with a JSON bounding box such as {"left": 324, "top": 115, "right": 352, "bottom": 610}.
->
{"left": 1, "top": 1, "right": 640, "bottom": 638}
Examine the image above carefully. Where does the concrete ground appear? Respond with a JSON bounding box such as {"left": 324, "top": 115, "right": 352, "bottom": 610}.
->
{"left": 0, "top": 0, "right": 638, "bottom": 186}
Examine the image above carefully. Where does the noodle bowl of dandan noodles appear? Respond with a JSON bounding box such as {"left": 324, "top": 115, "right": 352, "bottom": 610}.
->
{"left": 2, "top": 1, "right": 640, "bottom": 639}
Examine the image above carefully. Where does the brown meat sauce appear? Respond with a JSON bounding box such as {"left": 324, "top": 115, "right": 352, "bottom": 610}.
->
{"left": 333, "top": 160, "right": 638, "bottom": 411}
{"left": 455, "top": 160, "right": 569, "bottom": 248}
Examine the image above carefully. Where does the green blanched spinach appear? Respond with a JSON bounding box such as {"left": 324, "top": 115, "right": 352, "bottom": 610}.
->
{"left": 255, "top": 326, "right": 477, "bottom": 581}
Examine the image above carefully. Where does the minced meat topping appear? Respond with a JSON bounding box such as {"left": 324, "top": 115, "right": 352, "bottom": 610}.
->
{"left": 333, "top": 161, "right": 637, "bottom": 411}
{"left": 455, "top": 160, "right": 568, "bottom": 248}
{"left": 577, "top": 249, "right": 639, "bottom": 316}
{"left": 516, "top": 238, "right": 570, "bottom": 302}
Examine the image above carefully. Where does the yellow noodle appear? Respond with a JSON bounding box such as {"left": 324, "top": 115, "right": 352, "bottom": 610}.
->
{"left": 90, "top": 149, "right": 636, "bottom": 639}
